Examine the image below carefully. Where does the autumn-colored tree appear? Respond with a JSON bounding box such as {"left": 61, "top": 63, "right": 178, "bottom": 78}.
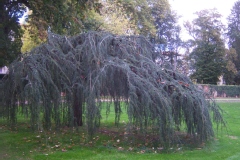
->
{"left": 223, "top": 48, "right": 238, "bottom": 84}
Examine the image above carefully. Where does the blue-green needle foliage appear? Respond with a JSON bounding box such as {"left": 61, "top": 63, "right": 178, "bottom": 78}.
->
{"left": 0, "top": 31, "right": 224, "bottom": 147}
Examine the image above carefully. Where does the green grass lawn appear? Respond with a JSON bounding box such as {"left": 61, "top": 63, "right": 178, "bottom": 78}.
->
{"left": 0, "top": 102, "right": 240, "bottom": 160}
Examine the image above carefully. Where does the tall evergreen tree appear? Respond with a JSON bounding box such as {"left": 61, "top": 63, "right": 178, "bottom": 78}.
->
{"left": 152, "top": 0, "right": 181, "bottom": 48}
{"left": 185, "top": 9, "right": 226, "bottom": 84}
{"left": 153, "top": 5, "right": 182, "bottom": 70}
{"left": 227, "top": 0, "right": 240, "bottom": 84}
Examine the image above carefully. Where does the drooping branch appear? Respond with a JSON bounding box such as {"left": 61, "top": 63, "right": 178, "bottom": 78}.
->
{"left": 0, "top": 31, "right": 224, "bottom": 145}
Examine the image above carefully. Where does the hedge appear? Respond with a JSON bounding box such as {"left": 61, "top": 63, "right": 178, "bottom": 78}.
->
{"left": 198, "top": 84, "right": 240, "bottom": 97}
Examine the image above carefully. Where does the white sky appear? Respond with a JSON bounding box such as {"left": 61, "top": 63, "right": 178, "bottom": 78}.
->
{"left": 169, "top": 0, "right": 237, "bottom": 40}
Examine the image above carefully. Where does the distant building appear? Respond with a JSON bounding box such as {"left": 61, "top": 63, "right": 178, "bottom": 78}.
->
{"left": 0, "top": 66, "right": 8, "bottom": 79}
{"left": 217, "top": 75, "right": 225, "bottom": 85}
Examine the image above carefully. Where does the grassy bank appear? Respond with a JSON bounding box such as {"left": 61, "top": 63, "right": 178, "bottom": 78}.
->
{"left": 0, "top": 102, "right": 239, "bottom": 160}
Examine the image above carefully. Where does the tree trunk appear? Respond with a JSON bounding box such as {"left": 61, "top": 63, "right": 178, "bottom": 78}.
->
{"left": 73, "top": 89, "right": 83, "bottom": 126}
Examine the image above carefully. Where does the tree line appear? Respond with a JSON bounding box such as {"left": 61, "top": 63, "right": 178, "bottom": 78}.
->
{"left": 1, "top": 0, "right": 240, "bottom": 85}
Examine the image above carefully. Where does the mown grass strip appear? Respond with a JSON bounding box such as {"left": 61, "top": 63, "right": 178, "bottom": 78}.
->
{"left": 0, "top": 102, "right": 239, "bottom": 160}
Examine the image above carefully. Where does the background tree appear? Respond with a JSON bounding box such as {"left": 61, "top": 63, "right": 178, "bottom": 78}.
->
{"left": 223, "top": 48, "right": 238, "bottom": 84}
{"left": 0, "top": 0, "right": 25, "bottom": 67}
{"left": 84, "top": 0, "right": 136, "bottom": 35}
{"left": 26, "top": 0, "right": 102, "bottom": 37}
{"left": 185, "top": 9, "right": 226, "bottom": 84}
{"left": 149, "top": 0, "right": 182, "bottom": 71}
{"left": 175, "top": 51, "right": 192, "bottom": 76}
{"left": 21, "top": 24, "right": 45, "bottom": 53}
{"left": 1, "top": 0, "right": 102, "bottom": 66}
{"left": 153, "top": 1, "right": 181, "bottom": 48}
{"left": 2, "top": 0, "right": 180, "bottom": 63}
{"left": 227, "top": 0, "right": 240, "bottom": 84}
{"left": 0, "top": 31, "right": 224, "bottom": 147}
{"left": 110, "top": 0, "right": 174, "bottom": 37}
{"left": 112, "top": 0, "right": 156, "bottom": 36}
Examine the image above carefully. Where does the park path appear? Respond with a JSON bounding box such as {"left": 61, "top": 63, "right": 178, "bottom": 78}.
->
{"left": 213, "top": 98, "right": 240, "bottom": 102}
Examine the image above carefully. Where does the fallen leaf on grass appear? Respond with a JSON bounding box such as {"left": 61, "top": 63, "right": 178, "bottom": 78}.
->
{"left": 118, "top": 147, "right": 124, "bottom": 151}
{"left": 228, "top": 135, "right": 238, "bottom": 139}
{"left": 140, "top": 150, "right": 145, "bottom": 154}
{"left": 55, "top": 145, "right": 60, "bottom": 148}
{"left": 157, "top": 147, "right": 164, "bottom": 150}
{"left": 128, "top": 147, "right": 133, "bottom": 151}
{"left": 62, "top": 148, "right": 67, "bottom": 152}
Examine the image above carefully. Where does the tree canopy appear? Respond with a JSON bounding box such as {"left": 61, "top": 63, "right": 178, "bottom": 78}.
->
{"left": 3, "top": 0, "right": 239, "bottom": 87}
{"left": 1, "top": 0, "right": 102, "bottom": 65}
{"left": 0, "top": 31, "right": 224, "bottom": 146}
{"left": 0, "top": 0, "right": 25, "bottom": 67}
